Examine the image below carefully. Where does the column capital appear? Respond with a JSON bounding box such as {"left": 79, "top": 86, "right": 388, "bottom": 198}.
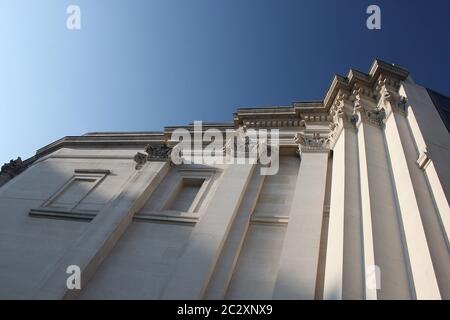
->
{"left": 351, "top": 84, "right": 386, "bottom": 129}
{"left": 328, "top": 90, "right": 359, "bottom": 147}
{"left": 294, "top": 132, "right": 330, "bottom": 156}
{"left": 376, "top": 74, "right": 408, "bottom": 117}
{"left": 134, "top": 143, "right": 173, "bottom": 169}
{"left": 358, "top": 106, "right": 387, "bottom": 128}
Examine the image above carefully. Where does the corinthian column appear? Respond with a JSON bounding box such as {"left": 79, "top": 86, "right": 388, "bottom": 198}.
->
{"left": 273, "top": 130, "right": 329, "bottom": 299}
{"left": 351, "top": 84, "right": 413, "bottom": 299}
{"left": 323, "top": 90, "right": 369, "bottom": 300}
{"left": 377, "top": 75, "right": 441, "bottom": 299}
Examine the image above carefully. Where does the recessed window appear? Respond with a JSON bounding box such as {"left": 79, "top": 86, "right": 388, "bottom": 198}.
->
{"left": 165, "top": 178, "right": 205, "bottom": 213}
{"left": 47, "top": 177, "right": 98, "bottom": 210}
{"left": 30, "top": 169, "right": 110, "bottom": 221}
{"left": 136, "top": 166, "right": 218, "bottom": 224}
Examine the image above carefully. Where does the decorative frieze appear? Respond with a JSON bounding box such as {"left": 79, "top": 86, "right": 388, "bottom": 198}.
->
{"left": 241, "top": 114, "right": 330, "bottom": 129}
{"left": 243, "top": 119, "right": 307, "bottom": 128}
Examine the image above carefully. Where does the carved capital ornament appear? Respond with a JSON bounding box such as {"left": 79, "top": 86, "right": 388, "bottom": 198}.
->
{"left": 294, "top": 132, "right": 330, "bottom": 156}
{"left": 0, "top": 157, "right": 25, "bottom": 179}
{"left": 134, "top": 144, "right": 173, "bottom": 169}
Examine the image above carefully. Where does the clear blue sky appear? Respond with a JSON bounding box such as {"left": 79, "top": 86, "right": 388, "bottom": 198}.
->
{"left": 1, "top": 0, "right": 450, "bottom": 164}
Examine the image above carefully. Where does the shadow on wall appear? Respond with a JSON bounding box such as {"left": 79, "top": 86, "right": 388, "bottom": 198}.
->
{"left": 0, "top": 155, "right": 133, "bottom": 299}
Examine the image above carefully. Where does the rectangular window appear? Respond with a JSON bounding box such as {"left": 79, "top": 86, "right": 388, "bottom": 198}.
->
{"left": 165, "top": 178, "right": 205, "bottom": 212}
{"left": 47, "top": 177, "right": 98, "bottom": 210}
{"left": 136, "top": 166, "right": 218, "bottom": 224}
{"left": 30, "top": 169, "right": 110, "bottom": 221}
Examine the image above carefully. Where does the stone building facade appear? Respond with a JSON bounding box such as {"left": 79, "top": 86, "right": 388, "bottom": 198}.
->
{"left": 0, "top": 60, "right": 449, "bottom": 300}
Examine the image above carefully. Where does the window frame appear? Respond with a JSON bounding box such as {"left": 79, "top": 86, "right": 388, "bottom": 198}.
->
{"left": 136, "top": 166, "right": 218, "bottom": 224}
{"left": 29, "top": 169, "right": 110, "bottom": 221}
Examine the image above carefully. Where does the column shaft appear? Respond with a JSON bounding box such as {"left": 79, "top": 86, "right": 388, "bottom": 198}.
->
{"left": 383, "top": 106, "right": 440, "bottom": 299}
{"left": 203, "top": 168, "right": 265, "bottom": 299}
{"left": 356, "top": 121, "right": 377, "bottom": 300}
{"left": 273, "top": 150, "right": 329, "bottom": 299}
{"left": 323, "top": 132, "right": 345, "bottom": 300}
{"left": 406, "top": 107, "right": 450, "bottom": 249}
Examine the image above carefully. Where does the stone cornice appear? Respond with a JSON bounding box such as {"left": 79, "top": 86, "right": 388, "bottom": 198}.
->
{"left": 8, "top": 59, "right": 410, "bottom": 175}
{"left": 35, "top": 133, "right": 167, "bottom": 158}
{"left": 323, "top": 59, "right": 409, "bottom": 110}
{"left": 164, "top": 123, "right": 234, "bottom": 133}
{"left": 234, "top": 60, "right": 409, "bottom": 128}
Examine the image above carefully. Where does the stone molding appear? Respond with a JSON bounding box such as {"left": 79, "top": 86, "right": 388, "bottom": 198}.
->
{"left": 417, "top": 150, "right": 431, "bottom": 170}
{"left": 5, "top": 59, "right": 410, "bottom": 178}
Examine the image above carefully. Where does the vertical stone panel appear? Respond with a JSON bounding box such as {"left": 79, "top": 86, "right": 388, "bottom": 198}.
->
{"left": 324, "top": 93, "right": 366, "bottom": 300}
{"left": 160, "top": 161, "right": 255, "bottom": 299}
{"left": 273, "top": 133, "right": 329, "bottom": 299}
{"left": 380, "top": 79, "right": 440, "bottom": 299}
{"left": 363, "top": 120, "right": 411, "bottom": 299}
{"left": 323, "top": 132, "right": 345, "bottom": 300}
{"left": 395, "top": 109, "right": 450, "bottom": 298}
{"left": 225, "top": 224, "right": 287, "bottom": 299}
{"left": 226, "top": 156, "right": 299, "bottom": 299}
{"left": 203, "top": 166, "right": 265, "bottom": 299}
{"left": 342, "top": 127, "right": 365, "bottom": 299}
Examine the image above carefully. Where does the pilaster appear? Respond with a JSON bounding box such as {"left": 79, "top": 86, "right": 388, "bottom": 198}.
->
{"left": 323, "top": 90, "right": 367, "bottom": 299}
{"left": 273, "top": 131, "right": 329, "bottom": 299}
{"left": 377, "top": 75, "right": 441, "bottom": 299}
{"left": 160, "top": 161, "right": 256, "bottom": 299}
